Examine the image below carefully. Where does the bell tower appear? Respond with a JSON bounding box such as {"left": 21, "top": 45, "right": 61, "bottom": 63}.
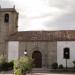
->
{"left": 0, "top": 7, "right": 18, "bottom": 39}
{"left": 0, "top": 7, "right": 18, "bottom": 56}
{"left": 0, "top": 8, "right": 18, "bottom": 35}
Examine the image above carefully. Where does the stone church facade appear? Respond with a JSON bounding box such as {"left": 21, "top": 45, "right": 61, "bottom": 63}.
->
{"left": 0, "top": 8, "right": 75, "bottom": 68}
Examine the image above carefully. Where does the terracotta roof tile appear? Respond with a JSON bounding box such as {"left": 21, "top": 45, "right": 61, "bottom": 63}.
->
{"left": 7, "top": 30, "right": 75, "bottom": 41}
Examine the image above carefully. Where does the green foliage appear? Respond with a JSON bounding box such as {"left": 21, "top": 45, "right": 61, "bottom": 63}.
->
{"left": 73, "top": 61, "right": 75, "bottom": 69}
{"left": 8, "top": 60, "right": 14, "bottom": 70}
{"left": 58, "top": 64, "right": 64, "bottom": 69}
{"left": 14, "top": 68, "right": 22, "bottom": 75}
{"left": 0, "top": 55, "right": 14, "bottom": 71}
{"left": 51, "top": 62, "right": 58, "bottom": 69}
{"left": 0, "top": 61, "right": 14, "bottom": 71}
{"left": 1, "top": 62, "right": 9, "bottom": 71}
{"left": 73, "top": 61, "right": 75, "bottom": 64}
{"left": 14, "top": 56, "right": 33, "bottom": 75}
{"left": 0, "top": 55, "right": 6, "bottom": 64}
{"left": 0, "top": 55, "right": 6, "bottom": 71}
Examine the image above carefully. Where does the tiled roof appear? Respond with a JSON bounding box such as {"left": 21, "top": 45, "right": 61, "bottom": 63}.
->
{"left": 7, "top": 30, "right": 75, "bottom": 41}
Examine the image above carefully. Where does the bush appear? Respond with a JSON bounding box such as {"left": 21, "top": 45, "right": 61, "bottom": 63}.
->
{"left": 0, "top": 55, "right": 6, "bottom": 64}
{"left": 0, "top": 61, "right": 13, "bottom": 71}
{"left": 73, "top": 61, "right": 75, "bottom": 69}
{"left": 14, "top": 56, "right": 33, "bottom": 75}
{"left": 51, "top": 62, "right": 58, "bottom": 69}
{"left": 8, "top": 61, "right": 14, "bottom": 70}
{"left": 0, "top": 55, "right": 6, "bottom": 71}
{"left": 0, "top": 55, "right": 14, "bottom": 71}
{"left": 1, "top": 62, "right": 9, "bottom": 71}
{"left": 58, "top": 64, "right": 64, "bottom": 69}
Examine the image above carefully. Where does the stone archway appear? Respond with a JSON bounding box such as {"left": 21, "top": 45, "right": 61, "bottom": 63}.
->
{"left": 32, "top": 51, "right": 42, "bottom": 68}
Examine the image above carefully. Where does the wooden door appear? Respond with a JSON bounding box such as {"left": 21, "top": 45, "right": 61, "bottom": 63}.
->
{"left": 32, "top": 51, "right": 42, "bottom": 68}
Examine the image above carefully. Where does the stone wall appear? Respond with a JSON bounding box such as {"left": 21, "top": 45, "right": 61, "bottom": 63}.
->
{"left": 0, "top": 8, "right": 18, "bottom": 59}
{"left": 47, "top": 42, "right": 57, "bottom": 68}
{"left": 19, "top": 41, "right": 57, "bottom": 68}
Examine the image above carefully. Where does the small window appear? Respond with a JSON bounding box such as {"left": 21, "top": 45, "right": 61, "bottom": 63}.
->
{"left": 63, "top": 47, "right": 70, "bottom": 59}
{"left": 4, "top": 14, "right": 9, "bottom": 23}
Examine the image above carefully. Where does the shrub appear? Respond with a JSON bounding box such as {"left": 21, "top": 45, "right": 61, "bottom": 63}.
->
{"left": 0, "top": 55, "right": 6, "bottom": 71}
{"left": 14, "top": 68, "right": 22, "bottom": 75}
{"left": 0, "top": 55, "right": 6, "bottom": 64}
{"left": 59, "top": 64, "right": 64, "bottom": 69}
{"left": 8, "top": 60, "right": 14, "bottom": 70}
{"left": 1, "top": 61, "right": 13, "bottom": 71}
{"left": 0, "top": 55, "right": 14, "bottom": 71}
{"left": 14, "top": 56, "right": 33, "bottom": 75}
{"left": 51, "top": 62, "right": 58, "bottom": 69}
{"left": 1, "top": 62, "right": 9, "bottom": 71}
{"left": 73, "top": 61, "right": 75, "bottom": 69}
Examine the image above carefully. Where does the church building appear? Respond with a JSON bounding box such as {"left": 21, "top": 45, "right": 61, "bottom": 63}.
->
{"left": 0, "top": 7, "right": 75, "bottom": 68}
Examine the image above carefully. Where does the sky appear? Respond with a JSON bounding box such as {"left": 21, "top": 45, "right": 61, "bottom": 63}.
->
{"left": 0, "top": 0, "right": 75, "bottom": 31}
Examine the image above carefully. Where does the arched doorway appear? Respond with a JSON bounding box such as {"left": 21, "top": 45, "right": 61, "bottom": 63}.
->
{"left": 32, "top": 51, "right": 42, "bottom": 68}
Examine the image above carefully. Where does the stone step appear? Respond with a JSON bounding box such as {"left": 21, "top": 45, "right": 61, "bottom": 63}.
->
{"left": 32, "top": 68, "right": 49, "bottom": 73}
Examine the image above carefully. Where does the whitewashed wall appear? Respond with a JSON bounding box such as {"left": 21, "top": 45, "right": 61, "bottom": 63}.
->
{"left": 57, "top": 41, "right": 75, "bottom": 67}
{"left": 8, "top": 41, "right": 19, "bottom": 62}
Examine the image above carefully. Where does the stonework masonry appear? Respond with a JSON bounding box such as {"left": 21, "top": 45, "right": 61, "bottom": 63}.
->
{"left": 0, "top": 8, "right": 18, "bottom": 60}
{"left": 18, "top": 41, "right": 57, "bottom": 68}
